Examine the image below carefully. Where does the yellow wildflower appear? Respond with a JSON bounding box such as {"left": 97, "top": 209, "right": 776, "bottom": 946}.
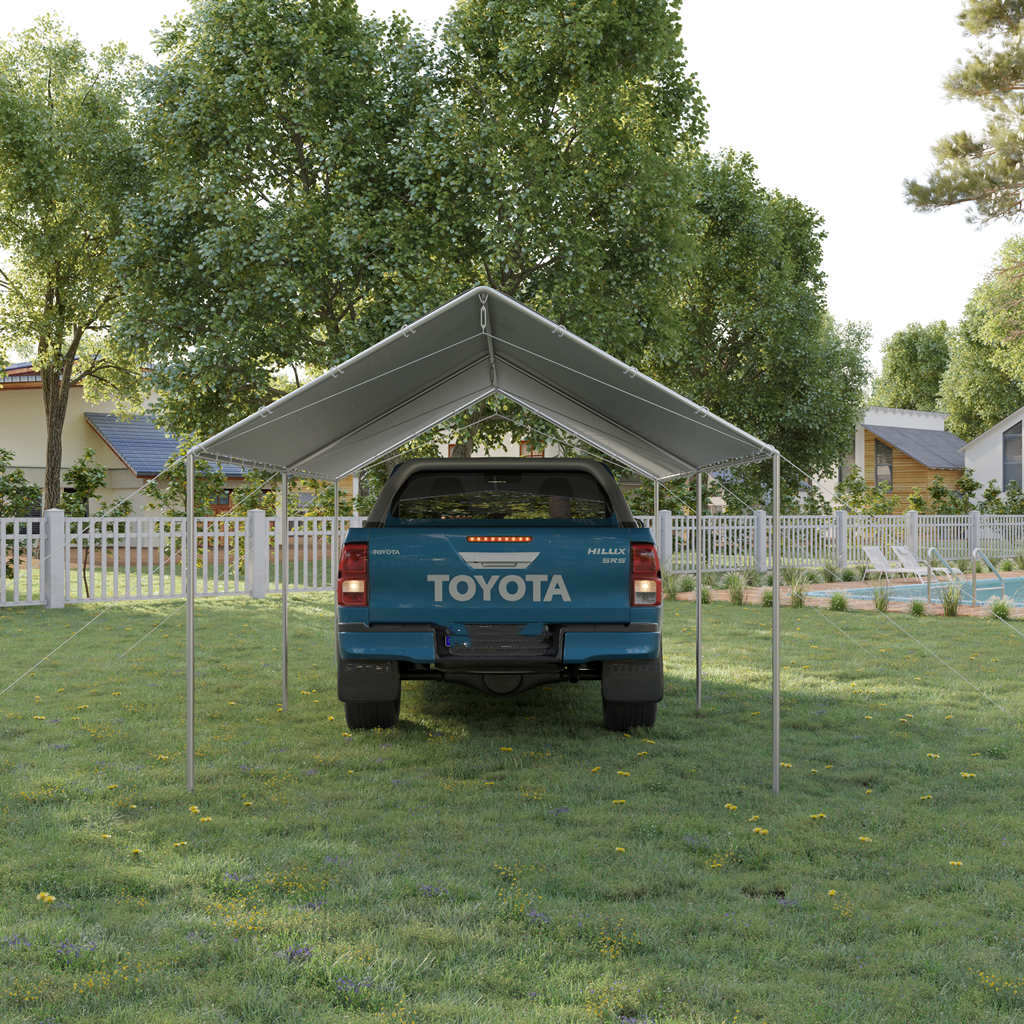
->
{"left": 724, "top": 803, "right": 738, "bottom": 811}
{"left": 858, "top": 836, "right": 872, "bottom": 843}
{"left": 36, "top": 892, "right": 55, "bottom": 903}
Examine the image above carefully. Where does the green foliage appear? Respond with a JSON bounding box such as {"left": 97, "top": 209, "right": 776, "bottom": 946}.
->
{"left": 872, "top": 321, "right": 951, "bottom": 411}
{"left": 841, "top": 566, "right": 858, "bottom": 582}
{"left": 910, "top": 599, "right": 925, "bottom": 617}
{"left": 829, "top": 592, "right": 848, "bottom": 612}
{"left": 873, "top": 585, "right": 889, "bottom": 612}
{"left": 700, "top": 584, "right": 711, "bottom": 604}
{"left": 907, "top": 1, "right": 1024, "bottom": 222}
{"left": 939, "top": 293, "right": 1024, "bottom": 440}
{"left": 61, "top": 448, "right": 107, "bottom": 518}
{"left": 788, "top": 571, "right": 808, "bottom": 608}
{"left": 988, "top": 596, "right": 1012, "bottom": 620}
{"left": 926, "top": 469, "right": 982, "bottom": 514}
{"left": 675, "top": 574, "right": 695, "bottom": 594}
{"left": 143, "top": 447, "right": 225, "bottom": 516}
{"left": 0, "top": 17, "right": 146, "bottom": 506}
{"left": 725, "top": 573, "right": 745, "bottom": 605}
{"left": 652, "top": 151, "right": 871, "bottom": 503}
{"left": 834, "top": 466, "right": 898, "bottom": 514}
{"left": 0, "top": 446, "right": 41, "bottom": 515}
{"left": 942, "top": 584, "right": 961, "bottom": 617}
{"left": 760, "top": 587, "right": 773, "bottom": 607}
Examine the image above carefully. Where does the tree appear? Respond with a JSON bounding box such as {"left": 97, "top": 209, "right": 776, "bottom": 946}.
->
{"left": 115, "top": 0, "right": 708, "bottom": 442}
{"left": 833, "top": 466, "right": 897, "bottom": 515}
{"left": 649, "top": 151, "right": 871, "bottom": 502}
{"left": 0, "top": 17, "right": 145, "bottom": 508}
{"left": 938, "top": 240, "right": 1024, "bottom": 439}
{"left": 0, "top": 447, "right": 40, "bottom": 515}
{"left": 61, "top": 448, "right": 107, "bottom": 517}
{"left": 906, "top": 1, "right": 1024, "bottom": 220}
{"left": 872, "top": 321, "right": 951, "bottom": 411}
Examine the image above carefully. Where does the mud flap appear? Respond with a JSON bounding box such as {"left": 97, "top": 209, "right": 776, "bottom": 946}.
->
{"left": 600, "top": 657, "right": 663, "bottom": 703}
{"left": 337, "top": 659, "right": 401, "bottom": 703}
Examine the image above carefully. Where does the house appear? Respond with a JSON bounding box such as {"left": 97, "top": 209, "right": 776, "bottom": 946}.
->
{"left": 0, "top": 361, "right": 326, "bottom": 514}
{"left": 826, "top": 407, "right": 966, "bottom": 511}
{"left": 962, "top": 403, "right": 1023, "bottom": 494}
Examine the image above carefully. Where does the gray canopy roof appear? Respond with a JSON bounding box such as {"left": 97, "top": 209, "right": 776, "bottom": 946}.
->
{"left": 194, "top": 286, "right": 775, "bottom": 481}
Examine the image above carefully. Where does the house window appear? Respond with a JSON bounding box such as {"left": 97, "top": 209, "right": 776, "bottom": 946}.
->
{"left": 213, "top": 489, "right": 232, "bottom": 510}
{"left": 1004, "top": 421, "right": 1023, "bottom": 490}
{"left": 874, "top": 440, "right": 893, "bottom": 490}
{"left": 519, "top": 441, "right": 544, "bottom": 458}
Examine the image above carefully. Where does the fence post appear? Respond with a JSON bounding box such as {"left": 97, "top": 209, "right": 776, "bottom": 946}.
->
{"left": 754, "top": 509, "right": 767, "bottom": 572}
{"left": 968, "top": 509, "right": 981, "bottom": 556}
{"left": 656, "top": 509, "right": 673, "bottom": 570}
{"left": 835, "top": 510, "right": 847, "bottom": 569}
{"left": 247, "top": 509, "right": 269, "bottom": 598}
{"left": 42, "top": 508, "right": 65, "bottom": 609}
{"left": 905, "top": 509, "right": 918, "bottom": 558}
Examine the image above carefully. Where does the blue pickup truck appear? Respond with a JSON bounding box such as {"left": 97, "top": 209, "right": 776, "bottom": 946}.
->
{"left": 336, "top": 459, "right": 663, "bottom": 730}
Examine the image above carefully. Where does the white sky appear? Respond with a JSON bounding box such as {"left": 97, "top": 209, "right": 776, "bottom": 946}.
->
{"left": 3, "top": 0, "right": 1019, "bottom": 369}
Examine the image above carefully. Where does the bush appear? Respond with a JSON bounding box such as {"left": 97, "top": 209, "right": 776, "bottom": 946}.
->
{"left": 873, "top": 585, "right": 889, "bottom": 612}
{"left": 841, "top": 566, "right": 858, "bottom": 582}
{"left": 821, "top": 560, "right": 840, "bottom": 583}
{"left": 1015, "top": 552, "right": 1024, "bottom": 571}
{"left": 781, "top": 565, "right": 804, "bottom": 586}
{"left": 942, "top": 584, "right": 961, "bottom": 617}
{"left": 677, "top": 575, "right": 695, "bottom": 593}
{"left": 1000, "top": 559, "right": 1014, "bottom": 573}
{"left": 664, "top": 573, "right": 690, "bottom": 594}
{"left": 910, "top": 599, "right": 925, "bottom": 617}
{"left": 725, "top": 573, "right": 745, "bottom": 605}
{"left": 829, "top": 592, "right": 847, "bottom": 612}
{"left": 788, "top": 571, "right": 808, "bottom": 608}
{"left": 988, "top": 596, "right": 1012, "bottom": 621}
{"left": 700, "top": 584, "right": 711, "bottom": 604}
{"left": 956, "top": 558, "right": 971, "bottom": 573}
{"left": 761, "top": 588, "right": 773, "bottom": 607}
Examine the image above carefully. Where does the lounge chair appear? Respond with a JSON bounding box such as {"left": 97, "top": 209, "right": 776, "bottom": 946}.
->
{"left": 862, "top": 545, "right": 900, "bottom": 580}
{"left": 892, "top": 545, "right": 961, "bottom": 584}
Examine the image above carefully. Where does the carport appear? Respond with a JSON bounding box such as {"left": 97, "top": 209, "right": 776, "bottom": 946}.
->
{"left": 183, "top": 287, "right": 783, "bottom": 790}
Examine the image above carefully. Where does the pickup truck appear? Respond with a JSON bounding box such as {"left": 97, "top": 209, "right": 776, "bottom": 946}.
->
{"left": 336, "top": 458, "right": 663, "bottom": 730}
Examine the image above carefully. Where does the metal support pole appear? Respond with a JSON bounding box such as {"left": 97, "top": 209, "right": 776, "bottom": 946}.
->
{"left": 772, "top": 451, "right": 781, "bottom": 794}
{"left": 653, "top": 480, "right": 659, "bottom": 517}
{"left": 333, "top": 479, "right": 340, "bottom": 669}
{"left": 185, "top": 451, "right": 196, "bottom": 792}
{"left": 695, "top": 472, "right": 703, "bottom": 709}
{"left": 281, "top": 472, "right": 288, "bottom": 711}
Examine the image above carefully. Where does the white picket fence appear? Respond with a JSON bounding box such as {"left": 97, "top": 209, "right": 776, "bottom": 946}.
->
{"left": 4, "top": 509, "right": 1024, "bottom": 609}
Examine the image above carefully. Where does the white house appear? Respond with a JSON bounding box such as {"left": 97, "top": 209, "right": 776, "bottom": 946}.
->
{"left": 963, "top": 404, "right": 1024, "bottom": 494}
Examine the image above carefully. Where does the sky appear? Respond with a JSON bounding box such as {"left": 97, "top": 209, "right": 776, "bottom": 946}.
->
{"left": 2, "top": 0, "right": 1018, "bottom": 370}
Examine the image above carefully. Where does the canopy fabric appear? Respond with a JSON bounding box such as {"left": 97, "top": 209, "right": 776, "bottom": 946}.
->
{"left": 194, "top": 286, "right": 775, "bottom": 481}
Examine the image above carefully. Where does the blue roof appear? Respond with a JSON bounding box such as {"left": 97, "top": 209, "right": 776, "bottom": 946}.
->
{"left": 867, "top": 424, "right": 965, "bottom": 470}
{"left": 85, "top": 413, "right": 245, "bottom": 478}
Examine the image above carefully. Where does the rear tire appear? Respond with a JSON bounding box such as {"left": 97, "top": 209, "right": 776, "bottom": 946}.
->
{"left": 602, "top": 698, "right": 657, "bottom": 731}
{"left": 344, "top": 694, "right": 401, "bottom": 730}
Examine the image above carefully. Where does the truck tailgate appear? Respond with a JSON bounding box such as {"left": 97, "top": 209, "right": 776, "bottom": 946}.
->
{"left": 365, "top": 527, "right": 638, "bottom": 625}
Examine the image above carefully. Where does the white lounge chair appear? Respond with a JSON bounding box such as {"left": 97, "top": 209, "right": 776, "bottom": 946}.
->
{"left": 892, "top": 545, "right": 961, "bottom": 584}
{"left": 863, "top": 545, "right": 900, "bottom": 580}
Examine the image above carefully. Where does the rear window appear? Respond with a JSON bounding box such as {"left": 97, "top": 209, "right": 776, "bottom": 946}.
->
{"left": 388, "top": 469, "right": 615, "bottom": 525}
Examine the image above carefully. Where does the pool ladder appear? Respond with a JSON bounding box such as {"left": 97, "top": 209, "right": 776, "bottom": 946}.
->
{"left": 925, "top": 547, "right": 1006, "bottom": 605}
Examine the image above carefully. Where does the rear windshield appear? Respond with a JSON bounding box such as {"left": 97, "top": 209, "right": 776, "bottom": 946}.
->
{"left": 388, "top": 469, "right": 615, "bottom": 525}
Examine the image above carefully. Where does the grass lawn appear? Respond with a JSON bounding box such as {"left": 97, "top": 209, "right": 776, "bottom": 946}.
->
{"left": 2, "top": 597, "right": 1023, "bottom": 1023}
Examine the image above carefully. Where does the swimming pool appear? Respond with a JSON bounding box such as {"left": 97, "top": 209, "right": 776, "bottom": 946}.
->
{"left": 808, "top": 576, "right": 1024, "bottom": 605}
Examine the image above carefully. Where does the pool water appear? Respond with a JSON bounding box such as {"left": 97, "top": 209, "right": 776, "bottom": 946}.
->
{"left": 809, "top": 576, "right": 1024, "bottom": 605}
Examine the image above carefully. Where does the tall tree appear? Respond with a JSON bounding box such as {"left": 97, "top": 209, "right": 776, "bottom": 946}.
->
{"left": 115, "top": 0, "right": 708, "bottom": 441}
{"left": 650, "top": 151, "right": 871, "bottom": 495}
{"left": 0, "top": 18, "right": 144, "bottom": 509}
{"left": 872, "top": 321, "right": 951, "bottom": 411}
{"left": 906, "top": 1, "right": 1024, "bottom": 220}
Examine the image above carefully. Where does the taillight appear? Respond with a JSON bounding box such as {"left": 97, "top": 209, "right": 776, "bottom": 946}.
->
{"left": 338, "top": 542, "right": 368, "bottom": 606}
{"left": 630, "top": 542, "right": 662, "bottom": 607}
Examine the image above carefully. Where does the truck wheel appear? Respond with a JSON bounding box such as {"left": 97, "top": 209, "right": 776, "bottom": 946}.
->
{"left": 344, "top": 695, "right": 400, "bottom": 730}
{"left": 602, "top": 699, "right": 657, "bottom": 731}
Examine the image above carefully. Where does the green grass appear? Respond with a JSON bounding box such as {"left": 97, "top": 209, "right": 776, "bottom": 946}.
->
{"left": 2, "top": 597, "right": 1024, "bottom": 1023}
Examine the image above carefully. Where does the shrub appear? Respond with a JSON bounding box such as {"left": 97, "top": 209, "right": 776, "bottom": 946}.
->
{"left": 988, "top": 596, "right": 1012, "bottom": 621}
{"left": 821, "top": 560, "right": 840, "bottom": 582}
{"left": 1000, "top": 559, "right": 1014, "bottom": 573}
{"left": 725, "top": 573, "right": 745, "bottom": 605}
{"left": 956, "top": 558, "right": 971, "bottom": 573}
{"left": 677, "top": 575, "right": 695, "bottom": 593}
{"left": 664, "top": 573, "right": 689, "bottom": 595}
{"left": 910, "top": 599, "right": 925, "bottom": 617}
{"left": 761, "top": 588, "right": 773, "bottom": 607}
{"left": 1015, "top": 552, "right": 1024, "bottom": 571}
{"left": 788, "top": 571, "right": 808, "bottom": 608}
{"left": 829, "top": 592, "right": 847, "bottom": 612}
{"left": 873, "top": 585, "right": 889, "bottom": 612}
{"left": 841, "top": 566, "right": 858, "bottom": 582}
{"left": 781, "top": 565, "right": 804, "bottom": 586}
{"left": 942, "top": 584, "right": 961, "bottom": 617}
{"left": 700, "top": 584, "right": 711, "bottom": 604}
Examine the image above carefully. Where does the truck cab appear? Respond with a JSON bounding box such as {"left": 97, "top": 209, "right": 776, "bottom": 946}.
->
{"left": 336, "top": 459, "right": 663, "bottom": 730}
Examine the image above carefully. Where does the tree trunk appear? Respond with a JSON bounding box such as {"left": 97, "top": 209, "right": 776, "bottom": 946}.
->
{"left": 40, "top": 360, "right": 73, "bottom": 510}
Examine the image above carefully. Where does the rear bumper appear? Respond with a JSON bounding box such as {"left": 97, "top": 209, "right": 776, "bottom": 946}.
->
{"left": 337, "top": 622, "right": 659, "bottom": 664}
